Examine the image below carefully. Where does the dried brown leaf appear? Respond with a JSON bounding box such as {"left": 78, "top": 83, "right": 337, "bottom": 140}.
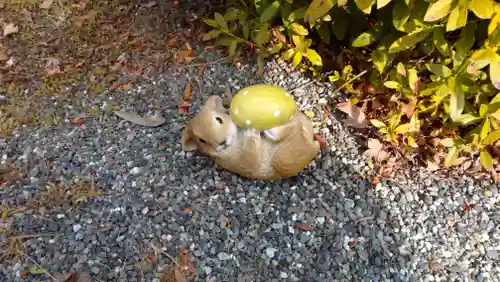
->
{"left": 39, "top": 0, "right": 54, "bottom": 9}
{"left": 426, "top": 160, "right": 439, "bottom": 171}
{"left": 45, "top": 57, "right": 61, "bottom": 76}
{"left": 63, "top": 272, "right": 92, "bottom": 282}
{"left": 3, "top": 23, "right": 18, "bottom": 36}
{"left": 364, "top": 138, "right": 390, "bottom": 162}
{"left": 0, "top": 0, "right": 5, "bottom": 8}
{"left": 183, "top": 80, "right": 192, "bottom": 102}
{"left": 336, "top": 101, "right": 367, "bottom": 128}
{"left": 272, "top": 30, "right": 286, "bottom": 42}
{"left": 295, "top": 224, "right": 314, "bottom": 231}
{"left": 114, "top": 111, "right": 166, "bottom": 127}
{"left": 0, "top": 49, "right": 7, "bottom": 61}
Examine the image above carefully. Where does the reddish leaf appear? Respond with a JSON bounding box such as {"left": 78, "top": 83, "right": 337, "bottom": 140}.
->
{"left": 71, "top": 117, "right": 85, "bottom": 126}
{"left": 336, "top": 101, "right": 367, "bottom": 128}
{"left": 182, "top": 207, "right": 192, "bottom": 214}
{"left": 364, "top": 139, "right": 390, "bottom": 162}
{"left": 45, "top": 57, "right": 62, "bottom": 76}
{"left": 295, "top": 224, "right": 314, "bottom": 231}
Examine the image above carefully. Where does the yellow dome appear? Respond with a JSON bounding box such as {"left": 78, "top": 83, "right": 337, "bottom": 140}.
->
{"left": 229, "top": 84, "right": 297, "bottom": 131}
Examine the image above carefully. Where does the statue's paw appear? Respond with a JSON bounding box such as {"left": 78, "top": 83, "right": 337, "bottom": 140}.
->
{"left": 263, "top": 128, "right": 279, "bottom": 141}
{"left": 244, "top": 128, "right": 260, "bottom": 139}
{"left": 314, "top": 134, "right": 327, "bottom": 149}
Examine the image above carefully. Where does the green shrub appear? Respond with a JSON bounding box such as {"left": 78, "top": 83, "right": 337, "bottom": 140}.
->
{"left": 202, "top": 0, "right": 500, "bottom": 173}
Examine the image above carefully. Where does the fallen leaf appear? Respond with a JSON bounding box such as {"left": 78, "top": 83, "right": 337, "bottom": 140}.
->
{"left": 183, "top": 80, "right": 192, "bottom": 102}
{"left": 112, "top": 82, "right": 133, "bottom": 90}
{"left": 198, "top": 63, "right": 206, "bottom": 74}
{"left": 71, "top": 0, "right": 89, "bottom": 9}
{"left": 3, "top": 23, "right": 18, "bottom": 36}
{"left": 401, "top": 100, "right": 416, "bottom": 118}
{"left": 0, "top": 49, "right": 7, "bottom": 61}
{"left": 114, "top": 111, "right": 167, "bottom": 127}
{"left": 272, "top": 30, "right": 286, "bottom": 42}
{"left": 336, "top": 101, "right": 367, "bottom": 128}
{"left": 426, "top": 160, "right": 439, "bottom": 171}
{"left": 295, "top": 224, "right": 314, "bottom": 231}
{"left": 6, "top": 56, "right": 15, "bottom": 67}
{"left": 0, "top": 0, "right": 5, "bottom": 8}
{"left": 39, "top": 0, "right": 54, "bottom": 9}
{"left": 45, "top": 57, "right": 62, "bottom": 76}
{"left": 178, "top": 100, "right": 190, "bottom": 114}
{"left": 364, "top": 138, "right": 390, "bottom": 162}
{"left": 379, "top": 162, "right": 396, "bottom": 178}
{"left": 371, "top": 176, "right": 380, "bottom": 184}
{"left": 182, "top": 207, "right": 192, "bottom": 214}
{"left": 63, "top": 272, "right": 92, "bottom": 282}
{"left": 71, "top": 117, "right": 85, "bottom": 126}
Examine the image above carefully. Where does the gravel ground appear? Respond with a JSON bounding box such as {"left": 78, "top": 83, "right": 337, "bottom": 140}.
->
{"left": 1, "top": 51, "right": 500, "bottom": 282}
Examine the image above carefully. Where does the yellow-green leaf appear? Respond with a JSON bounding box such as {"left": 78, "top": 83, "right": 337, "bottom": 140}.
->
{"left": 470, "top": 48, "right": 498, "bottom": 64}
{"left": 432, "top": 28, "right": 449, "bottom": 57}
{"left": 269, "top": 42, "right": 283, "bottom": 54}
{"left": 446, "top": 0, "right": 468, "bottom": 31}
{"left": 371, "top": 50, "right": 388, "bottom": 73}
{"left": 483, "top": 129, "right": 500, "bottom": 145}
{"left": 290, "top": 23, "right": 309, "bottom": 35}
{"left": 282, "top": 48, "right": 296, "bottom": 60}
{"left": 480, "top": 104, "right": 489, "bottom": 117}
{"left": 397, "top": 62, "right": 407, "bottom": 77}
{"left": 338, "top": 0, "right": 348, "bottom": 6}
{"left": 306, "top": 48, "right": 323, "bottom": 66}
{"left": 469, "top": 0, "right": 496, "bottom": 19}
{"left": 450, "top": 86, "right": 465, "bottom": 120}
{"left": 395, "top": 123, "right": 410, "bottom": 134}
{"left": 424, "top": 0, "right": 453, "bottom": 22}
{"left": 408, "top": 68, "right": 419, "bottom": 92}
{"left": 352, "top": 32, "right": 376, "bottom": 47}
{"left": 214, "top": 12, "right": 228, "bottom": 31}
{"left": 454, "top": 114, "right": 482, "bottom": 125}
{"left": 260, "top": 0, "right": 281, "bottom": 22}
{"left": 392, "top": 0, "right": 410, "bottom": 30}
{"left": 305, "top": 0, "right": 335, "bottom": 24}
{"left": 490, "top": 59, "right": 500, "bottom": 90}
{"left": 292, "top": 51, "right": 303, "bottom": 67}
{"left": 354, "top": 0, "right": 374, "bottom": 14}
{"left": 489, "top": 12, "right": 500, "bottom": 35}
{"left": 444, "top": 146, "right": 459, "bottom": 167}
{"left": 255, "top": 24, "right": 270, "bottom": 45}
{"left": 480, "top": 150, "right": 494, "bottom": 169}
{"left": 453, "top": 22, "right": 476, "bottom": 66}
{"left": 384, "top": 81, "right": 401, "bottom": 89}
{"left": 427, "top": 63, "right": 452, "bottom": 78}
{"left": 481, "top": 118, "right": 491, "bottom": 140}
{"left": 203, "top": 19, "right": 219, "bottom": 28}
{"left": 389, "top": 30, "right": 431, "bottom": 53}
{"left": 242, "top": 23, "right": 249, "bottom": 39}
{"left": 202, "top": 29, "right": 221, "bottom": 41}
{"left": 370, "top": 119, "right": 386, "bottom": 128}
{"left": 377, "top": 0, "right": 391, "bottom": 9}
{"left": 229, "top": 40, "right": 238, "bottom": 57}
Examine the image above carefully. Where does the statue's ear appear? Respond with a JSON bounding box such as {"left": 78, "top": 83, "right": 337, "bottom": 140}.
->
{"left": 207, "top": 95, "right": 226, "bottom": 113}
{"left": 181, "top": 124, "right": 197, "bottom": 151}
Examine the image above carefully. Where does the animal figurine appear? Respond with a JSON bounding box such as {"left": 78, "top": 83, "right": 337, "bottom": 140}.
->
{"left": 180, "top": 95, "right": 325, "bottom": 180}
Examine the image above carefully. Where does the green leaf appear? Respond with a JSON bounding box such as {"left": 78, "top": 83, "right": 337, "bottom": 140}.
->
{"left": 470, "top": 48, "right": 498, "bottom": 65}
{"left": 370, "top": 119, "right": 387, "bottom": 128}
{"left": 282, "top": 48, "right": 296, "bottom": 60}
{"left": 260, "top": 0, "right": 281, "bottom": 22}
{"left": 269, "top": 42, "right": 283, "bottom": 54}
{"left": 420, "top": 36, "right": 435, "bottom": 56}
{"left": 491, "top": 93, "right": 500, "bottom": 104}
{"left": 257, "top": 52, "right": 265, "bottom": 73}
{"left": 352, "top": 32, "right": 377, "bottom": 47}
{"left": 395, "top": 123, "right": 410, "bottom": 134}
{"left": 469, "top": 0, "right": 496, "bottom": 19}
{"left": 490, "top": 59, "right": 500, "bottom": 90}
{"left": 427, "top": 64, "right": 452, "bottom": 78}
{"left": 202, "top": 29, "right": 221, "bottom": 41}
{"left": 214, "top": 12, "right": 228, "bottom": 31}
{"left": 397, "top": 63, "right": 407, "bottom": 77}
{"left": 453, "top": 22, "right": 476, "bottom": 66}
{"left": 480, "top": 118, "right": 491, "bottom": 140}
{"left": 214, "top": 36, "right": 236, "bottom": 47}
{"left": 432, "top": 28, "right": 449, "bottom": 57}
{"left": 389, "top": 30, "right": 431, "bottom": 53}
{"left": 338, "top": 0, "right": 348, "bottom": 6}
{"left": 229, "top": 40, "right": 238, "bottom": 57}
{"left": 255, "top": 24, "right": 270, "bottom": 45}
{"left": 483, "top": 129, "right": 500, "bottom": 145}
{"left": 371, "top": 50, "right": 388, "bottom": 73}
{"left": 203, "top": 19, "right": 219, "bottom": 28}
{"left": 392, "top": 0, "right": 410, "bottom": 31}
{"left": 454, "top": 113, "right": 482, "bottom": 125}
{"left": 288, "top": 7, "right": 307, "bottom": 22}
{"left": 424, "top": 0, "right": 453, "bottom": 22}
{"left": 28, "top": 267, "right": 47, "bottom": 275}
{"left": 305, "top": 0, "right": 335, "bottom": 24}
{"left": 480, "top": 150, "right": 494, "bottom": 169}
{"left": 446, "top": 0, "right": 468, "bottom": 31}
{"left": 354, "top": 0, "right": 374, "bottom": 14}
{"left": 480, "top": 104, "right": 489, "bottom": 117}
{"left": 316, "top": 22, "right": 331, "bottom": 44}
{"left": 290, "top": 23, "right": 309, "bottom": 35}
{"left": 450, "top": 79, "right": 464, "bottom": 119}
{"left": 292, "top": 51, "right": 303, "bottom": 67}
{"left": 306, "top": 48, "right": 323, "bottom": 66}
{"left": 377, "top": 0, "right": 391, "bottom": 9}
{"left": 384, "top": 81, "right": 401, "bottom": 89}
{"left": 242, "top": 23, "right": 249, "bottom": 40}
{"left": 224, "top": 7, "right": 240, "bottom": 21}
{"left": 331, "top": 7, "right": 348, "bottom": 40}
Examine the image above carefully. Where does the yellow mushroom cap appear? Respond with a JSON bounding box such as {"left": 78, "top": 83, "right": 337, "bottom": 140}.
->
{"left": 229, "top": 84, "right": 297, "bottom": 131}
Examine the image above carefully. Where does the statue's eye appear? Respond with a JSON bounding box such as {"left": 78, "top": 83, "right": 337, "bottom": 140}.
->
{"left": 215, "top": 117, "right": 223, "bottom": 124}
{"left": 199, "top": 138, "right": 207, "bottom": 144}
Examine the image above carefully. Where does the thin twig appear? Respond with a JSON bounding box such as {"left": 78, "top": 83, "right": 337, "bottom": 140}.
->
{"left": 331, "top": 69, "right": 368, "bottom": 94}
{"left": 182, "top": 57, "right": 229, "bottom": 68}
{"left": 18, "top": 250, "right": 61, "bottom": 282}
{"left": 8, "top": 233, "right": 56, "bottom": 239}
{"left": 149, "top": 243, "right": 182, "bottom": 267}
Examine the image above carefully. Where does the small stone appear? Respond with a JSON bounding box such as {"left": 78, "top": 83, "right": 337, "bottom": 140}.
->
{"left": 72, "top": 224, "right": 82, "bottom": 232}
{"left": 217, "top": 252, "right": 232, "bottom": 261}
{"left": 265, "top": 247, "right": 276, "bottom": 258}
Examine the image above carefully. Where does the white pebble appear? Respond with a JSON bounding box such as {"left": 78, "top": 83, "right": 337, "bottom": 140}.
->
{"left": 280, "top": 271, "right": 288, "bottom": 278}
{"left": 265, "top": 247, "right": 276, "bottom": 258}
{"left": 73, "top": 224, "right": 82, "bottom": 232}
